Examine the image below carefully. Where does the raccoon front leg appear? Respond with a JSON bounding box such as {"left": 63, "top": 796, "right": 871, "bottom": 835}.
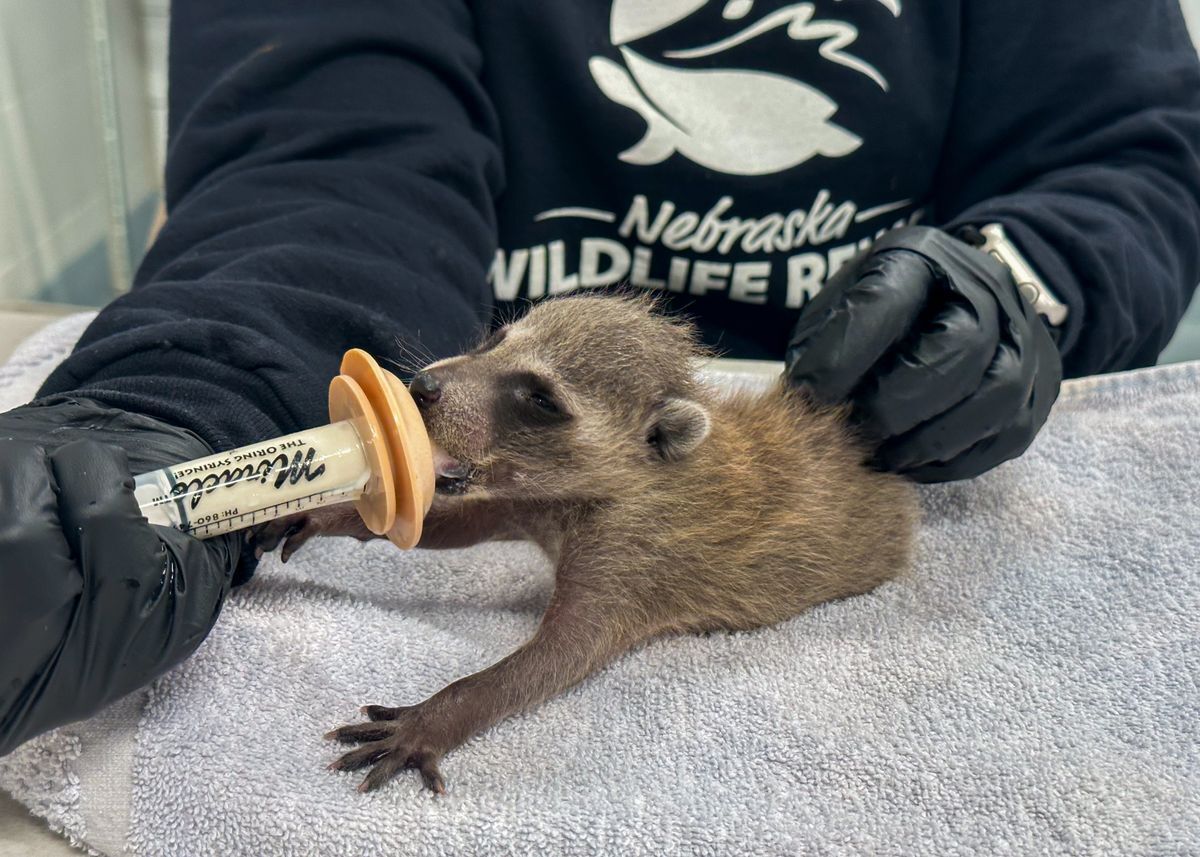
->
{"left": 325, "top": 570, "right": 646, "bottom": 793}
{"left": 414, "top": 499, "right": 540, "bottom": 549}
{"left": 253, "top": 499, "right": 544, "bottom": 561}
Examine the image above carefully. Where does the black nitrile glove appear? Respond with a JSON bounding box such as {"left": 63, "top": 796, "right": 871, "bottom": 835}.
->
{"left": 0, "top": 397, "right": 250, "bottom": 756}
{"left": 785, "top": 225, "right": 1062, "bottom": 483}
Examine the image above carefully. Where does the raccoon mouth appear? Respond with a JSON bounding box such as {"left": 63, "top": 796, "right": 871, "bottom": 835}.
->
{"left": 432, "top": 446, "right": 472, "bottom": 495}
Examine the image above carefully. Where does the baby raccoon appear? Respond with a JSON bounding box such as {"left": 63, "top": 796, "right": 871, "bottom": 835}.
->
{"left": 255, "top": 293, "right": 918, "bottom": 794}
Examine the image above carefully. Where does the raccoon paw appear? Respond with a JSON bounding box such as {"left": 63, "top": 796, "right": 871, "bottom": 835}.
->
{"left": 249, "top": 513, "right": 319, "bottom": 563}
{"left": 325, "top": 705, "right": 449, "bottom": 794}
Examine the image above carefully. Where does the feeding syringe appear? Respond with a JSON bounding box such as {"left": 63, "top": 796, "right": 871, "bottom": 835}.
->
{"left": 132, "top": 350, "right": 435, "bottom": 548}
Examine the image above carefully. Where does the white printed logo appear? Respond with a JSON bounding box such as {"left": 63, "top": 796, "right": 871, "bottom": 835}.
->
{"left": 588, "top": 0, "right": 900, "bottom": 176}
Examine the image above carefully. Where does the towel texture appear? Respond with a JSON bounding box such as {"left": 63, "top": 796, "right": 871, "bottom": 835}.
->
{"left": 1, "top": 316, "right": 1198, "bottom": 856}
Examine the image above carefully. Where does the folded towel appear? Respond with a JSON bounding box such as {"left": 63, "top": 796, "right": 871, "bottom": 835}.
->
{"left": 2, "top": 315, "right": 1198, "bottom": 856}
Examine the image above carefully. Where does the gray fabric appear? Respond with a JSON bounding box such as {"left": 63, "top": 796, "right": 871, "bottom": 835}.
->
{"left": 71, "top": 693, "right": 140, "bottom": 856}
{"left": 1, "top": 316, "right": 1198, "bottom": 856}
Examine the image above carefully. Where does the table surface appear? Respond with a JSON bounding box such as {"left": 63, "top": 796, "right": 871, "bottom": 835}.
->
{"left": 0, "top": 309, "right": 64, "bottom": 362}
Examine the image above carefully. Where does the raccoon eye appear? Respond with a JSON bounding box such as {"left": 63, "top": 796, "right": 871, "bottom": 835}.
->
{"left": 529, "top": 391, "right": 560, "bottom": 414}
{"left": 506, "top": 371, "right": 570, "bottom": 421}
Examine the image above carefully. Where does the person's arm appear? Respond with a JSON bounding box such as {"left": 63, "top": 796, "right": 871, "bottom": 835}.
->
{"left": 39, "top": 0, "right": 504, "bottom": 450}
{"left": 936, "top": 0, "right": 1200, "bottom": 376}
{"left": 2, "top": 0, "right": 502, "bottom": 755}
{"left": 788, "top": 2, "right": 1200, "bottom": 482}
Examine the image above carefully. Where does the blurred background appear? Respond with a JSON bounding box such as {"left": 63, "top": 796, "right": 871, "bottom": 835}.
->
{"left": 0, "top": 0, "right": 166, "bottom": 310}
{"left": 0, "top": 0, "right": 1198, "bottom": 362}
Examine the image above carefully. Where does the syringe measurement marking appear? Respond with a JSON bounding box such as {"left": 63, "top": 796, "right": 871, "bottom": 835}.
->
{"left": 184, "top": 488, "right": 356, "bottom": 537}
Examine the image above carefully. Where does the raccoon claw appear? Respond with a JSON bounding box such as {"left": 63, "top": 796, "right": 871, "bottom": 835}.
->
{"left": 252, "top": 514, "right": 316, "bottom": 563}
{"left": 326, "top": 706, "right": 450, "bottom": 794}
{"left": 251, "top": 505, "right": 375, "bottom": 563}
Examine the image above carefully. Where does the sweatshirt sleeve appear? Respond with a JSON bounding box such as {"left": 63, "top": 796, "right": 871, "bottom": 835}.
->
{"left": 934, "top": 0, "right": 1200, "bottom": 377}
{"left": 38, "top": 0, "right": 503, "bottom": 451}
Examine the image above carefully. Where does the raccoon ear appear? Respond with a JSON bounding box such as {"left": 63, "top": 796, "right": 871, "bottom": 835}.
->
{"left": 647, "top": 398, "right": 711, "bottom": 462}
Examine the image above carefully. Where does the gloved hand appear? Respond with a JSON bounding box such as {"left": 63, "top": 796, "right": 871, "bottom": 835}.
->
{"left": 0, "top": 397, "right": 249, "bottom": 756}
{"left": 785, "top": 225, "right": 1062, "bottom": 483}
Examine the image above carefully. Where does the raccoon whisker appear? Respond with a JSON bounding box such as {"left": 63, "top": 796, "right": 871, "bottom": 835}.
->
{"left": 379, "top": 354, "right": 422, "bottom": 376}
{"left": 390, "top": 337, "right": 439, "bottom": 374}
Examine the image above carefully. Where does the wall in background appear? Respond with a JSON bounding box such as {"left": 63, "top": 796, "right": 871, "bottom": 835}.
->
{"left": 0, "top": 0, "right": 159, "bottom": 308}
{"left": 140, "top": 0, "right": 168, "bottom": 173}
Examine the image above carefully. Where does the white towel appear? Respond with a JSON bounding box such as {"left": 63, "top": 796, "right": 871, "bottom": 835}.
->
{"left": 2, "top": 315, "right": 1198, "bottom": 856}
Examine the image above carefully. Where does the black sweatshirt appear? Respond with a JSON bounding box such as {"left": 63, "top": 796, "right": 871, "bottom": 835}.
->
{"left": 39, "top": 0, "right": 1200, "bottom": 453}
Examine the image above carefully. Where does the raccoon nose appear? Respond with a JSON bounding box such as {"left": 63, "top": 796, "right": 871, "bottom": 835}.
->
{"left": 409, "top": 371, "right": 442, "bottom": 408}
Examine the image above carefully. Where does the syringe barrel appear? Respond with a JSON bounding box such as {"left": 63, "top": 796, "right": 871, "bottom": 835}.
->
{"left": 131, "top": 348, "right": 435, "bottom": 547}
{"left": 133, "top": 420, "right": 373, "bottom": 539}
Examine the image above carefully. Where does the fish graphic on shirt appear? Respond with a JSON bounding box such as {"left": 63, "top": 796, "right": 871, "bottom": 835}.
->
{"left": 589, "top": 0, "right": 900, "bottom": 176}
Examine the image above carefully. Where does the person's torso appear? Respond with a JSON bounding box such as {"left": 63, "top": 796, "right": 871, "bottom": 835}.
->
{"left": 475, "top": 0, "right": 960, "bottom": 358}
